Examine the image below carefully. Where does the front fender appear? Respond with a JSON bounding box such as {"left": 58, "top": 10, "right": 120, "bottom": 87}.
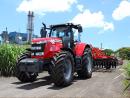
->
{"left": 74, "top": 43, "right": 87, "bottom": 57}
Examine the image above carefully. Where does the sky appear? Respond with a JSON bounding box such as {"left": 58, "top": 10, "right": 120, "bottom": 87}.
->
{"left": 0, "top": 0, "right": 130, "bottom": 50}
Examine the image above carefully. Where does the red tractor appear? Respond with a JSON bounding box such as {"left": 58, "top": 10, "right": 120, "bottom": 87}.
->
{"left": 16, "top": 23, "right": 93, "bottom": 86}
{"left": 92, "top": 47, "right": 118, "bottom": 70}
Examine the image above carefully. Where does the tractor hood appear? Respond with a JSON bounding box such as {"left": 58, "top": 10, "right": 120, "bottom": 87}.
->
{"left": 32, "top": 37, "right": 62, "bottom": 44}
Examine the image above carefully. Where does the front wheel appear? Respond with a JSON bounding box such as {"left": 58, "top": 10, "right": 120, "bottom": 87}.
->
{"left": 77, "top": 48, "right": 93, "bottom": 79}
{"left": 16, "top": 51, "right": 37, "bottom": 82}
{"left": 16, "top": 71, "right": 37, "bottom": 82}
{"left": 50, "top": 51, "right": 74, "bottom": 87}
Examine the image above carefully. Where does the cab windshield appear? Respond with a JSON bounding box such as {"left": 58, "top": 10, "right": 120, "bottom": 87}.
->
{"left": 49, "top": 27, "right": 71, "bottom": 38}
{"left": 49, "top": 26, "right": 80, "bottom": 42}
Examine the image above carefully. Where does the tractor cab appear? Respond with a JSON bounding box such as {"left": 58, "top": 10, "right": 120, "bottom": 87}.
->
{"left": 49, "top": 23, "right": 82, "bottom": 39}
{"left": 40, "top": 23, "right": 82, "bottom": 49}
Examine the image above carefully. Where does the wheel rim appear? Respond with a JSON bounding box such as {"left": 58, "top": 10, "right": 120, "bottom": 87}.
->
{"left": 64, "top": 59, "right": 72, "bottom": 81}
{"left": 86, "top": 56, "right": 92, "bottom": 73}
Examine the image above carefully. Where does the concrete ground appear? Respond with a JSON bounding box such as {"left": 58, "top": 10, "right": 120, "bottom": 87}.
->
{"left": 0, "top": 66, "right": 128, "bottom": 98}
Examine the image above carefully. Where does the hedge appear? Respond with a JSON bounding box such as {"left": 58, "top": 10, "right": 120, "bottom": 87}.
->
{"left": 0, "top": 44, "right": 26, "bottom": 76}
{"left": 123, "top": 61, "right": 130, "bottom": 91}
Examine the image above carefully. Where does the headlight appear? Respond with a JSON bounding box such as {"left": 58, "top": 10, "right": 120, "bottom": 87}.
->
{"left": 31, "top": 46, "right": 41, "bottom": 50}
{"left": 31, "top": 52, "right": 44, "bottom": 56}
{"left": 35, "top": 52, "right": 44, "bottom": 56}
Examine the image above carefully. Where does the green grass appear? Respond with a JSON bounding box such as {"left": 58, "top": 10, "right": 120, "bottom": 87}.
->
{"left": 0, "top": 44, "right": 26, "bottom": 76}
{"left": 122, "top": 61, "right": 130, "bottom": 91}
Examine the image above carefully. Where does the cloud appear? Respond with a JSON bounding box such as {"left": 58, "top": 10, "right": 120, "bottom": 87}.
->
{"left": 17, "top": 0, "right": 77, "bottom": 14}
{"left": 77, "top": 4, "right": 84, "bottom": 12}
{"left": 71, "top": 9, "right": 114, "bottom": 31}
{"left": 112, "top": 0, "right": 130, "bottom": 20}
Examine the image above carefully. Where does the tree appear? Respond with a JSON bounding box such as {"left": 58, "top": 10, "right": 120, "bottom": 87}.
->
{"left": 103, "top": 49, "right": 114, "bottom": 56}
{"left": 116, "top": 47, "right": 130, "bottom": 60}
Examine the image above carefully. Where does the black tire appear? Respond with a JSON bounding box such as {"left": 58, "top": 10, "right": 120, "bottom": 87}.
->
{"left": 16, "top": 51, "right": 37, "bottom": 82}
{"left": 105, "top": 65, "right": 111, "bottom": 70}
{"left": 105, "top": 62, "right": 111, "bottom": 70}
{"left": 77, "top": 48, "right": 93, "bottom": 79}
{"left": 17, "top": 71, "right": 37, "bottom": 82}
{"left": 50, "top": 51, "right": 74, "bottom": 87}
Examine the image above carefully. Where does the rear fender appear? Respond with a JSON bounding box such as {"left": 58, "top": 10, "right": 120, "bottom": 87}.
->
{"left": 74, "top": 43, "right": 90, "bottom": 57}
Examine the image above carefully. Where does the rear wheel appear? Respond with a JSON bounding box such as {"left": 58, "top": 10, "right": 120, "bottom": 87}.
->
{"left": 50, "top": 51, "right": 74, "bottom": 86}
{"left": 16, "top": 51, "right": 37, "bottom": 82}
{"left": 77, "top": 48, "right": 93, "bottom": 78}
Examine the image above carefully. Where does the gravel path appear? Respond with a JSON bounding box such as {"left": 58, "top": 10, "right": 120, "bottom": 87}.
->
{"left": 0, "top": 66, "right": 127, "bottom": 98}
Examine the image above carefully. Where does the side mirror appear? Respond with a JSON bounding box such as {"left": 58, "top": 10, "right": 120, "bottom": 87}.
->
{"left": 40, "top": 28, "right": 47, "bottom": 38}
{"left": 42, "top": 23, "right": 46, "bottom": 29}
{"left": 40, "top": 23, "right": 47, "bottom": 38}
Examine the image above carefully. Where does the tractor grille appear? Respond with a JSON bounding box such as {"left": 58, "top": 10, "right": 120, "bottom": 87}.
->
{"left": 31, "top": 43, "right": 46, "bottom": 56}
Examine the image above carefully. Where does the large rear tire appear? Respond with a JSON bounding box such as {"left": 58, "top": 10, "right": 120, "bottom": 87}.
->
{"left": 77, "top": 48, "right": 93, "bottom": 79}
{"left": 16, "top": 51, "right": 37, "bottom": 82}
{"left": 50, "top": 51, "right": 74, "bottom": 87}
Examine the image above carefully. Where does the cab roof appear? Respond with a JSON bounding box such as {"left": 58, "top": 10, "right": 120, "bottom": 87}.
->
{"left": 50, "top": 23, "right": 82, "bottom": 32}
